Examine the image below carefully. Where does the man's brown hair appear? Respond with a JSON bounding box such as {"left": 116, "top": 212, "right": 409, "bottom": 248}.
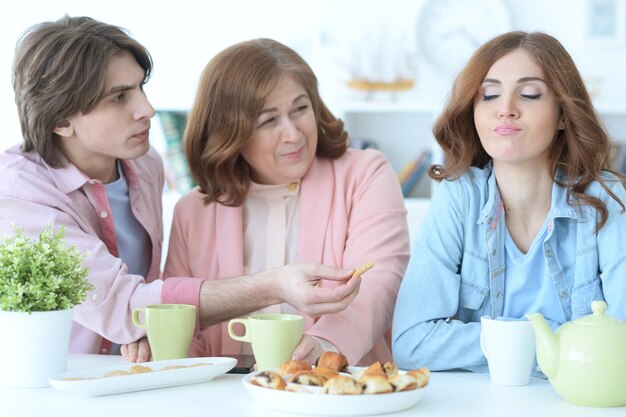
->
{"left": 13, "top": 15, "right": 152, "bottom": 167}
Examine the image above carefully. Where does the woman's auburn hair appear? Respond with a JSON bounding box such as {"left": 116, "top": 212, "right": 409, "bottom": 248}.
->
{"left": 184, "top": 38, "right": 348, "bottom": 207}
{"left": 431, "top": 31, "right": 624, "bottom": 230}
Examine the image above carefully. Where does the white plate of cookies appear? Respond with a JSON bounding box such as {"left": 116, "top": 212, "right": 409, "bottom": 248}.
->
{"left": 242, "top": 352, "right": 429, "bottom": 415}
{"left": 49, "top": 356, "right": 236, "bottom": 396}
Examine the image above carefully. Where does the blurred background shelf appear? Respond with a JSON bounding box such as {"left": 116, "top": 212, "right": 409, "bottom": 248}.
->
{"left": 340, "top": 101, "right": 440, "bottom": 199}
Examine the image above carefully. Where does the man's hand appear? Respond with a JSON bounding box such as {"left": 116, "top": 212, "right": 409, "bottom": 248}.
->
{"left": 198, "top": 263, "right": 361, "bottom": 328}
{"left": 121, "top": 337, "right": 151, "bottom": 362}
{"left": 276, "top": 263, "right": 360, "bottom": 317}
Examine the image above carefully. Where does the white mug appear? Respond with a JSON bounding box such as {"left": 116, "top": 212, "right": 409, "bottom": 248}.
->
{"left": 480, "top": 316, "right": 536, "bottom": 386}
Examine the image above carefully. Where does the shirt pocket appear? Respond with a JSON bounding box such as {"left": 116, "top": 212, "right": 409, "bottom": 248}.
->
{"left": 459, "top": 279, "right": 489, "bottom": 310}
{"left": 459, "top": 252, "right": 490, "bottom": 311}
{"left": 571, "top": 278, "right": 604, "bottom": 316}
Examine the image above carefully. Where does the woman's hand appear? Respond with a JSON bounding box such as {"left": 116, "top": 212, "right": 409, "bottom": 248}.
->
{"left": 121, "top": 337, "right": 152, "bottom": 362}
{"left": 291, "top": 335, "right": 325, "bottom": 364}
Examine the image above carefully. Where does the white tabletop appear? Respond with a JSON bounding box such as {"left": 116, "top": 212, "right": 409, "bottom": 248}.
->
{"left": 1, "top": 354, "right": 622, "bottom": 417}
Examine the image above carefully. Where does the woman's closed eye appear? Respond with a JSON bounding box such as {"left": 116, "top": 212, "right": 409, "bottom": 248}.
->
{"left": 293, "top": 104, "right": 309, "bottom": 113}
{"left": 258, "top": 117, "right": 277, "bottom": 128}
{"left": 481, "top": 92, "right": 542, "bottom": 101}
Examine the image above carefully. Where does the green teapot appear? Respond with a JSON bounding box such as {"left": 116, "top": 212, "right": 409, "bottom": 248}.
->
{"left": 526, "top": 301, "right": 626, "bottom": 407}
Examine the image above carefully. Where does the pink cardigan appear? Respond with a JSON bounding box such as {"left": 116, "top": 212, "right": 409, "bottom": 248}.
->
{"left": 164, "top": 149, "right": 410, "bottom": 365}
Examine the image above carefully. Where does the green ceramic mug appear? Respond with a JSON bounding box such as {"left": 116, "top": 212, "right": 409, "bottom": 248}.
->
{"left": 228, "top": 313, "right": 304, "bottom": 370}
{"left": 132, "top": 304, "right": 196, "bottom": 361}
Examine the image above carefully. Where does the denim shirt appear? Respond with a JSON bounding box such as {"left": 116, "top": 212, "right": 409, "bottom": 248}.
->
{"left": 392, "top": 164, "right": 626, "bottom": 373}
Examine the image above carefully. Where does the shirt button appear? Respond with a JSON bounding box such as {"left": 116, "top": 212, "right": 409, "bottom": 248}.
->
{"left": 91, "top": 292, "right": 101, "bottom": 302}
{"left": 545, "top": 249, "right": 553, "bottom": 257}
{"left": 491, "top": 249, "right": 496, "bottom": 256}
{"left": 495, "top": 291, "right": 502, "bottom": 299}
{"left": 560, "top": 291, "right": 568, "bottom": 299}
{"left": 100, "top": 210, "right": 108, "bottom": 218}
{"left": 100, "top": 347, "right": 109, "bottom": 354}
{"left": 287, "top": 182, "right": 298, "bottom": 192}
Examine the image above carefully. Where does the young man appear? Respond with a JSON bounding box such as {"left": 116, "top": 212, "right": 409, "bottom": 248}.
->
{"left": 0, "top": 16, "right": 360, "bottom": 361}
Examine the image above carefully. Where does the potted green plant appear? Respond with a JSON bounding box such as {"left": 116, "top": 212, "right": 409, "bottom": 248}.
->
{"left": 0, "top": 224, "right": 92, "bottom": 388}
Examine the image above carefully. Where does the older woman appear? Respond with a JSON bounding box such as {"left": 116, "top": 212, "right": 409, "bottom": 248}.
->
{"left": 164, "top": 38, "right": 410, "bottom": 365}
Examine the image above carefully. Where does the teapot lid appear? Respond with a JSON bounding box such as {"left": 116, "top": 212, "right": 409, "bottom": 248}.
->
{"left": 574, "top": 301, "right": 625, "bottom": 326}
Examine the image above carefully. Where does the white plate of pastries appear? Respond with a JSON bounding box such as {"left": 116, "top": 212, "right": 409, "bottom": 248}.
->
{"left": 49, "top": 356, "right": 236, "bottom": 396}
{"left": 242, "top": 352, "right": 429, "bottom": 415}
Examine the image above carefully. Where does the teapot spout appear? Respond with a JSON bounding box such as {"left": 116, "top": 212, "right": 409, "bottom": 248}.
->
{"left": 526, "top": 313, "right": 559, "bottom": 378}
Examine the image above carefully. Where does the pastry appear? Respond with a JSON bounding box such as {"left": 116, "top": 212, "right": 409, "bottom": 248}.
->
{"left": 256, "top": 358, "right": 429, "bottom": 396}
{"left": 160, "top": 365, "right": 187, "bottom": 371}
{"left": 360, "top": 375, "right": 394, "bottom": 394}
{"left": 279, "top": 360, "right": 312, "bottom": 377}
{"left": 285, "top": 383, "right": 311, "bottom": 393}
{"left": 287, "top": 371, "right": 324, "bottom": 386}
{"left": 129, "top": 364, "right": 153, "bottom": 374}
{"left": 407, "top": 368, "right": 430, "bottom": 388}
{"left": 322, "top": 375, "right": 363, "bottom": 395}
{"left": 361, "top": 361, "right": 386, "bottom": 378}
{"left": 389, "top": 374, "right": 418, "bottom": 392}
{"left": 104, "top": 369, "right": 130, "bottom": 377}
{"left": 160, "top": 363, "right": 210, "bottom": 371}
{"left": 315, "top": 352, "right": 348, "bottom": 373}
{"left": 312, "top": 366, "right": 339, "bottom": 383}
{"left": 383, "top": 361, "right": 398, "bottom": 378}
{"left": 249, "top": 371, "right": 287, "bottom": 390}
{"left": 190, "top": 363, "right": 211, "bottom": 367}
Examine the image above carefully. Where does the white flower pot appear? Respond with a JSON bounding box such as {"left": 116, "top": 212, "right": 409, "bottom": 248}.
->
{"left": 0, "top": 308, "right": 73, "bottom": 388}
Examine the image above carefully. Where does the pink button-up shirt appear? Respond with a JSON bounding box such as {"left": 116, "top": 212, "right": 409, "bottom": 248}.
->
{"left": 0, "top": 145, "right": 203, "bottom": 353}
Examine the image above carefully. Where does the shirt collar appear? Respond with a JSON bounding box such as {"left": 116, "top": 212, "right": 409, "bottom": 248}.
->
{"left": 551, "top": 169, "right": 581, "bottom": 220}
{"left": 47, "top": 157, "right": 90, "bottom": 194}
{"left": 248, "top": 180, "right": 300, "bottom": 197}
{"left": 49, "top": 157, "right": 142, "bottom": 194}
{"left": 478, "top": 163, "right": 581, "bottom": 227}
{"left": 119, "top": 158, "right": 141, "bottom": 190}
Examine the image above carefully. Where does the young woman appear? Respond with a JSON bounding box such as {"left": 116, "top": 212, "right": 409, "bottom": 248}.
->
{"left": 392, "top": 31, "right": 626, "bottom": 373}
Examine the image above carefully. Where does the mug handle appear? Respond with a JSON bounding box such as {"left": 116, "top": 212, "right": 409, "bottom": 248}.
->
{"left": 228, "top": 319, "right": 250, "bottom": 342}
{"left": 132, "top": 307, "right": 146, "bottom": 329}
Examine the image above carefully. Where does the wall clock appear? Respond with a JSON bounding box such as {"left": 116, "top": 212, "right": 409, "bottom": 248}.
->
{"left": 418, "top": 0, "right": 513, "bottom": 74}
